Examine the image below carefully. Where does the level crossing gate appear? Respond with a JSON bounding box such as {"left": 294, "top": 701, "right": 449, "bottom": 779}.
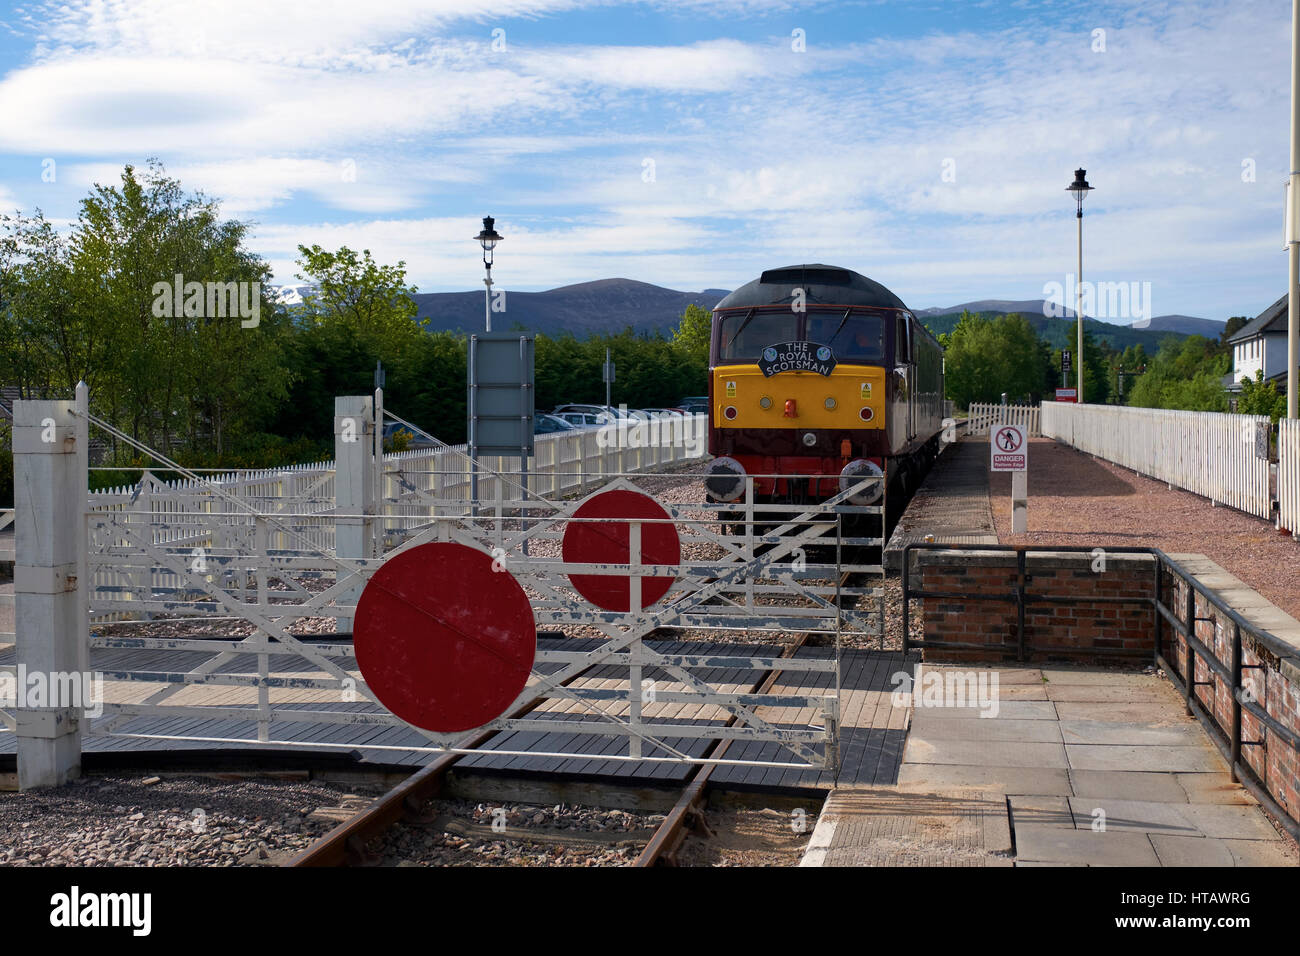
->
{"left": 4, "top": 390, "right": 885, "bottom": 787}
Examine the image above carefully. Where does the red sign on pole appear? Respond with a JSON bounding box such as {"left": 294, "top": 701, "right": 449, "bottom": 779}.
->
{"left": 1055, "top": 388, "right": 1078, "bottom": 403}
{"left": 353, "top": 542, "right": 536, "bottom": 733}
{"left": 562, "top": 489, "right": 681, "bottom": 612}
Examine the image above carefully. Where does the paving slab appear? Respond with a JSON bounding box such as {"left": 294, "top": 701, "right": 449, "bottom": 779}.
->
{"left": 1040, "top": 668, "right": 1153, "bottom": 685}
{"left": 1059, "top": 718, "right": 1203, "bottom": 747}
{"left": 990, "top": 684, "right": 1051, "bottom": 700}
{"left": 1013, "top": 824, "right": 1161, "bottom": 866}
{"left": 1015, "top": 860, "right": 1087, "bottom": 867}
{"left": 897, "top": 763, "right": 1073, "bottom": 795}
{"left": 1150, "top": 835, "right": 1235, "bottom": 867}
{"left": 1066, "top": 797, "right": 1200, "bottom": 836}
{"left": 1175, "top": 772, "right": 1255, "bottom": 805}
{"left": 908, "top": 715, "right": 1062, "bottom": 743}
{"left": 1066, "top": 744, "right": 1223, "bottom": 773}
{"left": 1068, "top": 770, "right": 1190, "bottom": 803}
{"left": 1045, "top": 684, "right": 1170, "bottom": 703}
{"left": 1009, "top": 795, "right": 1074, "bottom": 828}
{"left": 905, "top": 737, "right": 1067, "bottom": 769}
{"left": 1224, "top": 838, "right": 1299, "bottom": 866}
{"left": 1053, "top": 702, "right": 1180, "bottom": 723}
{"left": 1179, "top": 804, "right": 1283, "bottom": 841}
{"left": 911, "top": 701, "right": 1057, "bottom": 720}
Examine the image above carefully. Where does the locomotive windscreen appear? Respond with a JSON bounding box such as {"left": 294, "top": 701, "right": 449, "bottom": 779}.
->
{"left": 715, "top": 307, "right": 885, "bottom": 363}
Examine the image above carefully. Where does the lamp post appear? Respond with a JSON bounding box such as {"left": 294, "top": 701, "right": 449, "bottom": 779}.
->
{"left": 1067, "top": 168, "right": 1094, "bottom": 404}
{"left": 474, "top": 216, "right": 504, "bottom": 332}
{"left": 1289, "top": 0, "right": 1300, "bottom": 419}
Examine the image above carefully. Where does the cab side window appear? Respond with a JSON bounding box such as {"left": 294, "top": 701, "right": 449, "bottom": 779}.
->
{"left": 896, "top": 316, "right": 911, "bottom": 364}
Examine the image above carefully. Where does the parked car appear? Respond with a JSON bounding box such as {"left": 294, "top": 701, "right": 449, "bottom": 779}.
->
{"left": 558, "top": 412, "right": 604, "bottom": 428}
{"left": 678, "top": 396, "right": 708, "bottom": 415}
{"left": 534, "top": 413, "right": 576, "bottom": 435}
{"left": 553, "top": 403, "right": 628, "bottom": 420}
{"left": 642, "top": 407, "right": 686, "bottom": 419}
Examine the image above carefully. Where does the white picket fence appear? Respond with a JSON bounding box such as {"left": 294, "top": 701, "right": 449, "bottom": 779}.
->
{"left": 83, "top": 415, "right": 709, "bottom": 622}
{"left": 1279, "top": 419, "right": 1300, "bottom": 533}
{"left": 965, "top": 402, "right": 1041, "bottom": 437}
{"left": 1041, "top": 403, "right": 1273, "bottom": 520}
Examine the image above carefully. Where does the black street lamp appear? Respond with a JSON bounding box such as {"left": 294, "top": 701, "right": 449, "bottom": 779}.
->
{"left": 1066, "top": 169, "right": 1094, "bottom": 403}
{"left": 474, "top": 216, "right": 504, "bottom": 332}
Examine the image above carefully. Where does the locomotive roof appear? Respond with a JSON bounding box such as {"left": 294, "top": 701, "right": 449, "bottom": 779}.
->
{"left": 714, "top": 264, "right": 909, "bottom": 312}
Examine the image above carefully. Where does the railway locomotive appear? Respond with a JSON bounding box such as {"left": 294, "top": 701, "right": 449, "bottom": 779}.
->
{"left": 704, "top": 264, "right": 945, "bottom": 520}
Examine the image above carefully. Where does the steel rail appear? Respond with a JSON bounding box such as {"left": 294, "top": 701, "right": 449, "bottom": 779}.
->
{"left": 634, "top": 568, "right": 856, "bottom": 867}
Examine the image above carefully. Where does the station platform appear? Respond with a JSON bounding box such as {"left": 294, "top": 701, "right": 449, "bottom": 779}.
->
{"left": 801, "top": 663, "right": 1297, "bottom": 866}
{"left": 884, "top": 437, "right": 996, "bottom": 570}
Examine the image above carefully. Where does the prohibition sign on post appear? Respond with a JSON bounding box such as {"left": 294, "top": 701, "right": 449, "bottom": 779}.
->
{"left": 991, "top": 424, "right": 1027, "bottom": 472}
{"left": 562, "top": 489, "right": 681, "bottom": 612}
{"left": 354, "top": 542, "right": 536, "bottom": 734}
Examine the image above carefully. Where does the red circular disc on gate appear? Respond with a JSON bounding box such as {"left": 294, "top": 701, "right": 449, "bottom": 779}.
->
{"left": 561, "top": 489, "right": 680, "bottom": 612}
{"left": 353, "top": 542, "right": 535, "bottom": 734}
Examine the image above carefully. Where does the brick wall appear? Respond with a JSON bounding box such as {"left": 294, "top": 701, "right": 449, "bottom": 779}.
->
{"left": 916, "top": 550, "right": 1156, "bottom": 664}
{"left": 1164, "top": 566, "right": 1300, "bottom": 825}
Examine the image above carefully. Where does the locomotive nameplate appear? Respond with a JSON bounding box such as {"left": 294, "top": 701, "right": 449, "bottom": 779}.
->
{"left": 758, "top": 341, "right": 836, "bottom": 377}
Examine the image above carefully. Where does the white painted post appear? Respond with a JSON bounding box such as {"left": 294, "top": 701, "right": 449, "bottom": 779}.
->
{"left": 13, "top": 390, "right": 88, "bottom": 788}
{"left": 1011, "top": 470, "right": 1028, "bottom": 533}
{"left": 335, "top": 396, "right": 374, "bottom": 633}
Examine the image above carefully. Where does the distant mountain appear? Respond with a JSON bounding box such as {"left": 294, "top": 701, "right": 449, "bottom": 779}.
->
{"left": 1127, "top": 314, "right": 1225, "bottom": 337}
{"left": 919, "top": 310, "right": 1190, "bottom": 352}
{"left": 410, "top": 279, "right": 729, "bottom": 337}
{"left": 914, "top": 299, "right": 1077, "bottom": 319}
{"left": 915, "top": 298, "right": 1223, "bottom": 339}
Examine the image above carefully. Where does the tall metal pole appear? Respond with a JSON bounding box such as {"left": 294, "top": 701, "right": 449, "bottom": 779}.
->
{"left": 1077, "top": 209, "right": 1084, "bottom": 404}
{"left": 484, "top": 271, "right": 493, "bottom": 333}
{"left": 1290, "top": 0, "right": 1300, "bottom": 418}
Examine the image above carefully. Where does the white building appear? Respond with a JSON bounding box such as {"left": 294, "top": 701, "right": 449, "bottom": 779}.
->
{"left": 1226, "top": 294, "right": 1290, "bottom": 392}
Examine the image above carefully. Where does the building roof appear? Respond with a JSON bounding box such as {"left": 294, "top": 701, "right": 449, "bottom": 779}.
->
{"left": 713, "top": 264, "right": 909, "bottom": 312}
{"left": 1229, "top": 293, "right": 1289, "bottom": 343}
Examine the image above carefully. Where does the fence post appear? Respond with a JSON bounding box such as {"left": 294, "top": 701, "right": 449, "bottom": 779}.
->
{"left": 334, "top": 396, "right": 375, "bottom": 634}
{"left": 13, "top": 390, "right": 88, "bottom": 788}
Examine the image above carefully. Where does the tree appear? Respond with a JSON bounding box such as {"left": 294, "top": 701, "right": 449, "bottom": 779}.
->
{"left": 1064, "top": 319, "right": 1112, "bottom": 405}
{"left": 1238, "top": 369, "right": 1287, "bottom": 423}
{"left": 294, "top": 245, "right": 424, "bottom": 344}
{"left": 1, "top": 162, "right": 291, "bottom": 457}
{"left": 943, "top": 312, "right": 1047, "bottom": 408}
{"left": 1126, "top": 335, "right": 1229, "bottom": 411}
{"left": 1220, "top": 315, "right": 1249, "bottom": 347}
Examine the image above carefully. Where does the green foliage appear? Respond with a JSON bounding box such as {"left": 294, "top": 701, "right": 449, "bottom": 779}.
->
{"left": 1220, "top": 316, "right": 1249, "bottom": 347}
{"left": 942, "top": 311, "right": 1049, "bottom": 407}
{"left": 1238, "top": 369, "right": 1288, "bottom": 423}
{"left": 1125, "top": 335, "right": 1229, "bottom": 411}
{"left": 0, "top": 161, "right": 292, "bottom": 458}
{"left": 1062, "top": 318, "right": 1112, "bottom": 405}
{"left": 0, "top": 418, "right": 11, "bottom": 508}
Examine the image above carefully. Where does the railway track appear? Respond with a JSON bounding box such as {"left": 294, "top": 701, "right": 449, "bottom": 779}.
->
{"left": 287, "top": 570, "right": 856, "bottom": 868}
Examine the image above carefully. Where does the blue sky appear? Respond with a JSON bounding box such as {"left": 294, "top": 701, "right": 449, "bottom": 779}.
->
{"left": 0, "top": 0, "right": 1292, "bottom": 320}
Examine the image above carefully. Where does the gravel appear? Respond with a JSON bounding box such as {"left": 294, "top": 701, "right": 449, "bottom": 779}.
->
{"left": 991, "top": 439, "right": 1300, "bottom": 621}
{"left": 371, "top": 799, "right": 661, "bottom": 867}
{"left": 0, "top": 774, "right": 379, "bottom": 866}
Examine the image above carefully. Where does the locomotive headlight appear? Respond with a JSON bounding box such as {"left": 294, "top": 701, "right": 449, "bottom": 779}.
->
{"left": 840, "top": 458, "right": 884, "bottom": 505}
{"left": 802, "top": 432, "right": 817, "bottom": 447}
{"left": 706, "top": 456, "right": 747, "bottom": 502}
{"left": 859, "top": 406, "right": 875, "bottom": 422}
{"left": 724, "top": 405, "right": 738, "bottom": 420}
{"left": 759, "top": 396, "right": 773, "bottom": 410}
{"left": 824, "top": 397, "right": 837, "bottom": 410}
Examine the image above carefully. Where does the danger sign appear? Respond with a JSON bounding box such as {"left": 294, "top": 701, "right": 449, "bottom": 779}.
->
{"left": 990, "top": 424, "right": 1027, "bottom": 472}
